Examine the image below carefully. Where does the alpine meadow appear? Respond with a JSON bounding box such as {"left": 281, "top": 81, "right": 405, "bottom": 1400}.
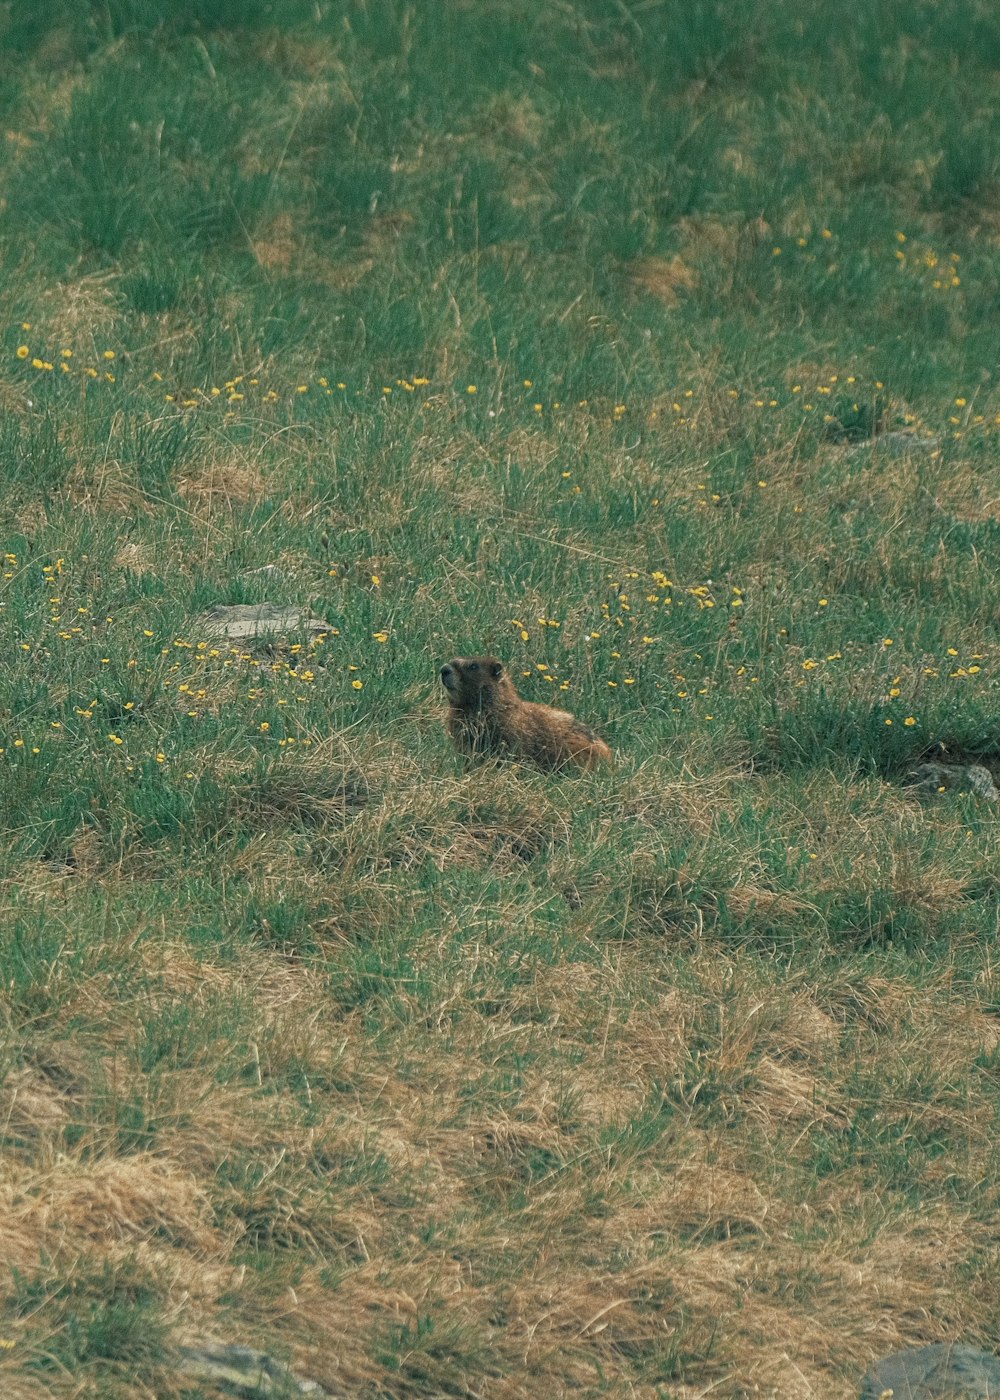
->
{"left": 3, "top": 2, "right": 1000, "bottom": 1397}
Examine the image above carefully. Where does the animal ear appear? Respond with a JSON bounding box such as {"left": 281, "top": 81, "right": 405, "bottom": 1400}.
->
{"left": 490, "top": 661, "right": 504, "bottom": 679}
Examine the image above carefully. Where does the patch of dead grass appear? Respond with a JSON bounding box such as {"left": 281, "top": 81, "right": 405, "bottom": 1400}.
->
{"left": 176, "top": 458, "right": 267, "bottom": 514}
{"left": 65, "top": 460, "right": 149, "bottom": 516}
{"left": 252, "top": 210, "right": 299, "bottom": 272}
{"left": 34, "top": 271, "right": 120, "bottom": 350}
{"left": 630, "top": 253, "right": 698, "bottom": 307}
{"left": 114, "top": 539, "right": 158, "bottom": 573}
{"left": 4, "top": 902, "right": 1000, "bottom": 1399}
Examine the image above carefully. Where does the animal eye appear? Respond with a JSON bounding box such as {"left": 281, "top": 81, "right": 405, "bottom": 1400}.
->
{"left": 467, "top": 662, "right": 479, "bottom": 672}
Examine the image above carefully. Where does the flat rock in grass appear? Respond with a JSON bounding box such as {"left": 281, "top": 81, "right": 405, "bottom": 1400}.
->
{"left": 905, "top": 762, "right": 1000, "bottom": 802}
{"left": 849, "top": 431, "right": 940, "bottom": 459}
{"left": 178, "top": 1342, "right": 329, "bottom": 1396}
{"left": 195, "top": 603, "right": 333, "bottom": 642}
{"left": 859, "top": 1342, "right": 1000, "bottom": 1397}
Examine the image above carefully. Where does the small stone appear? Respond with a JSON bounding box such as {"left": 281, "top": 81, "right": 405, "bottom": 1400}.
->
{"left": 906, "top": 762, "right": 958, "bottom": 796}
{"left": 179, "top": 1342, "right": 329, "bottom": 1397}
{"left": 905, "top": 762, "right": 999, "bottom": 802}
{"left": 965, "top": 765, "right": 999, "bottom": 802}
{"left": 195, "top": 603, "right": 333, "bottom": 642}
{"left": 849, "top": 431, "right": 940, "bottom": 460}
{"left": 859, "top": 1342, "right": 1000, "bottom": 1398}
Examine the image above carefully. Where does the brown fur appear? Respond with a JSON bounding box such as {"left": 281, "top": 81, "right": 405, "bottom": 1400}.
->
{"left": 440, "top": 655, "right": 612, "bottom": 771}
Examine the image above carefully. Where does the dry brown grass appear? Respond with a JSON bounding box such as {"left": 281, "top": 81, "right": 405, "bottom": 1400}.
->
{"left": 3, "top": 749, "right": 998, "bottom": 1385}
{"left": 176, "top": 457, "right": 268, "bottom": 515}
{"left": 630, "top": 254, "right": 699, "bottom": 308}
{"left": 3, "top": 872, "right": 1000, "bottom": 1397}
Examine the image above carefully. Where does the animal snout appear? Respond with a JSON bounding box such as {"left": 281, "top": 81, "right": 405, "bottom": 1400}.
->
{"left": 440, "top": 663, "right": 456, "bottom": 690}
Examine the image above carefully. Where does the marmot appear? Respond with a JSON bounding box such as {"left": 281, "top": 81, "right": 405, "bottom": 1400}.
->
{"left": 441, "top": 655, "right": 612, "bottom": 770}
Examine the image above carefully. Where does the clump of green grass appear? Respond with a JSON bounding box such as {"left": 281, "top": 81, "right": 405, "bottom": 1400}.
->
{"left": 8, "top": 1257, "right": 168, "bottom": 1379}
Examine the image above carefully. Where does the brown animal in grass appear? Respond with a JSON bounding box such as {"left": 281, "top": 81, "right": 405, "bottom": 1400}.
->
{"left": 440, "top": 655, "right": 612, "bottom": 770}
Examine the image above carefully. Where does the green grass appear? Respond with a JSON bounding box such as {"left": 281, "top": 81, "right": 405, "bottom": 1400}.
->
{"left": 2, "top": 2, "right": 1000, "bottom": 1397}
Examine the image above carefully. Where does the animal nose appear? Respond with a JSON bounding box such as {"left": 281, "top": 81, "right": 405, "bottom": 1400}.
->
{"left": 440, "top": 665, "right": 454, "bottom": 687}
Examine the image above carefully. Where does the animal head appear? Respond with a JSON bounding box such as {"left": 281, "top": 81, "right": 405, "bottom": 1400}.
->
{"left": 440, "top": 655, "right": 507, "bottom": 707}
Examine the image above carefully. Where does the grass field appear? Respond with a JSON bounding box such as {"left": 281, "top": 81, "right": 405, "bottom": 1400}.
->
{"left": 3, "top": 2, "right": 1000, "bottom": 1396}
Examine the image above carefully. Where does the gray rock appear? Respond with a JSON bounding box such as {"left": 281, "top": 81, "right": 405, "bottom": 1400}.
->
{"left": 178, "top": 1342, "right": 328, "bottom": 1396}
{"left": 967, "top": 765, "right": 1000, "bottom": 801}
{"left": 905, "top": 762, "right": 999, "bottom": 802}
{"left": 849, "top": 431, "right": 940, "bottom": 459}
{"left": 195, "top": 603, "right": 333, "bottom": 642}
{"left": 859, "top": 1343, "right": 1000, "bottom": 1398}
